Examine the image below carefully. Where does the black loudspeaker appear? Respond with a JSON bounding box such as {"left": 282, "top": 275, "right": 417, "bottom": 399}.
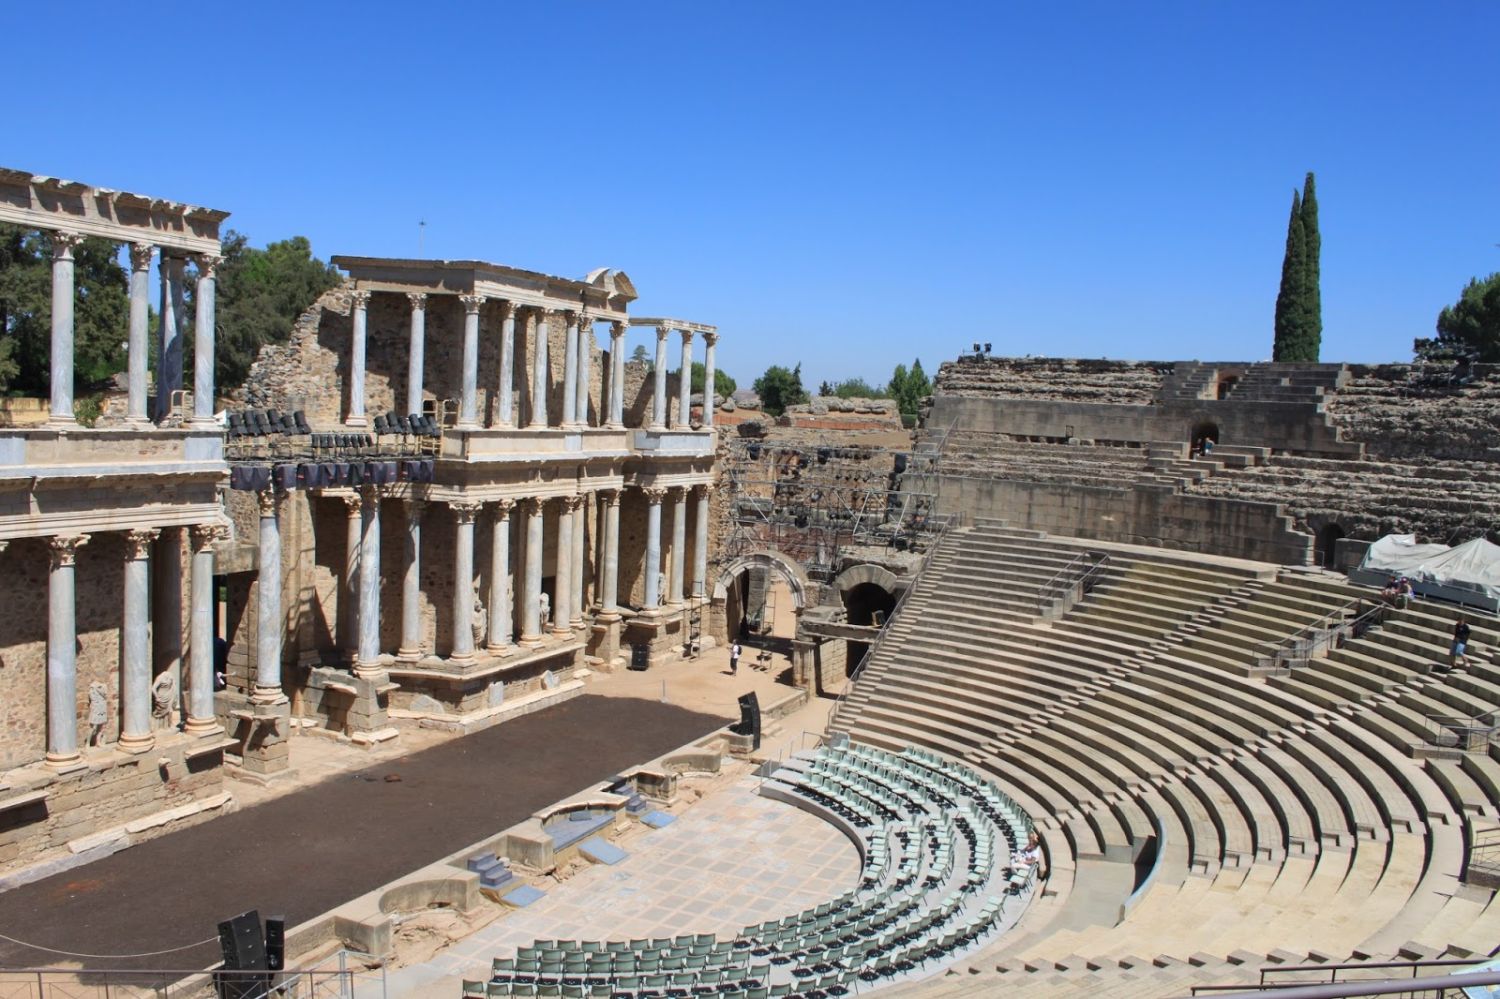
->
{"left": 216, "top": 910, "right": 267, "bottom": 999}
{"left": 629, "top": 644, "right": 650, "bottom": 671}
{"left": 264, "top": 915, "right": 285, "bottom": 972}
{"left": 733, "top": 692, "right": 762, "bottom": 750}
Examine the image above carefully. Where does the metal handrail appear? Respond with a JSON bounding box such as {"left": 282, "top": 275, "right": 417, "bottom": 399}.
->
{"left": 1034, "top": 550, "right": 1110, "bottom": 618}
{"left": 827, "top": 513, "right": 961, "bottom": 730}
{"left": 1255, "top": 598, "right": 1385, "bottom": 671}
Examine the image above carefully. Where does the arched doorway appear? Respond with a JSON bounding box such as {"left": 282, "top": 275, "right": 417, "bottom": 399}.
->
{"left": 1315, "top": 523, "right": 1345, "bottom": 570}
{"left": 711, "top": 550, "right": 809, "bottom": 648}
{"left": 1190, "top": 421, "right": 1220, "bottom": 453}
{"left": 832, "top": 563, "right": 901, "bottom": 675}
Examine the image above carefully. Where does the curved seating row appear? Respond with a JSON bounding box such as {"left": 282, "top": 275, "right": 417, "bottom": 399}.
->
{"left": 467, "top": 744, "right": 1031, "bottom": 998}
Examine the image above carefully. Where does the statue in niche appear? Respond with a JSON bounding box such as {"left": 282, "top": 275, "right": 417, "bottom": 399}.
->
{"left": 538, "top": 592, "right": 551, "bottom": 632}
{"left": 151, "top": 673, "right": 177, "bottom": 730}
{"left": 472, "top": 578, "right": 487, "bottom": 648}
{"left": 87, "top": 682, "right": 109, "bottom": 746}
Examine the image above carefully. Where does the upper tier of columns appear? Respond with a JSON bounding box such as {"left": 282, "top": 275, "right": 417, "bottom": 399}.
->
{"left": 41, "top": 232, "right": 220, "bottom": 428}
{"left": 344, "top": 294, "right": 721, "bottom": 433}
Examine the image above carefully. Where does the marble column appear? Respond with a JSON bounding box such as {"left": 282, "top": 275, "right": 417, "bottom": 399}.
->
{"left": 520, "top": 497, "right": 544, "bottom": 646}
{"left": 643, "top": 487, "right": 665, "bottom": 610}
{"left": 451, "top": 501, "right": 481, "bottom": 663}
{"left": 459, "top": 294, "right": 484, "bottom": 427}
{"left": 693, "top": 483, "right": 711, "bottom": 599}
{"left": 406, "top": 292, "right": 427, "bottom": 417}
{"left": 576, "top": 318, "right": 593, "bottom": 426}
{"left": 677, "top": 329, "right": 694, "bottom": 429}
{"left": 186, "top": 524, "right": 225, "bottom": 735}
{"left": 348, "top": 289, "right": 371, "bottom": 426}
{"left": 570, "top": 494, "right": 586, "bottom": 626}
{"left": 651, "top": 327, "right": 670, "bottom": 430}
{"left": 48, "top": 232, "right": 83, "bottom": 425}
{"left": 600, "top": 489, "right": 621, "bottom": 614}
{"left": 669, "top": 487, "right": 688, "bottom": 606}
{"left": 342, "top": 494, "right": 362, "bottom": 658}
{"left": 355, "top": 488, "right": 383, "bottom": 678}
{"left": 126, "top": 243, "right": 154, "bottom": 425}
{"left": 497, "top": 300, "right": 517, "bottom": 427}
{"left": 46, "top": 534, "right": 89, "bottom": 766}
{"left": 398, "top": 499, "right": 425, "bottom": 660}
{"left": 255, "top": 491, "right": 285, "bottom": 703}
{"left": 562, "top": 312, "right": 580, "bottom": 428}
{"left": 608, "top": 321, "right": 626, "bottom": 429}
{"left": 553, "top": 497, "right": 575, "bottom": 636}
{"left": 152, "top": 528, "right": 183, "bottom": 709}
{"left": 530, "top": 309, "right": 551, "bottom": 429}
{"left": 191, "top": 253, "right": 220, "bottom": 423}
{"left": 120, "top": 529, "right": 159, "bottom": 753}
{"left": 702, "top": 331, "right": 719, "bottom": 428}
{"left": 487, "top": 499, "right": 515, "bottom": 653}
{"left": 156, "top": 255, "right": 184, "bottom": 422}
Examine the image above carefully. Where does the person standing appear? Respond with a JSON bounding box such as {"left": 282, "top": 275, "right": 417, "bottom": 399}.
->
{"left": 1451, "top": 616, "right": 1472, "bottom": 670}
{"left": 730, "top": 641, "right": 742, "bottom": 675}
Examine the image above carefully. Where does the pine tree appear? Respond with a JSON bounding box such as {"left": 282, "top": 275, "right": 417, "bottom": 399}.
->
{"left": 1272, "top": 190, "right": 1305, "bottom": 361}
{"left": 1300, "top": 172, "right": 1322, "bottom": 356}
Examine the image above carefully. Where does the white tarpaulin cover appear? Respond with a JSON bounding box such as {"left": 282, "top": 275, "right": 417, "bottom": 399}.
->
{"left": 1360, "top": 534, "right": 1500, "bottom": 602}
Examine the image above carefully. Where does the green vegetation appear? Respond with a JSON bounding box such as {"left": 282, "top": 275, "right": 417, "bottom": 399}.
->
{"left": 818, "top": 377, "right": 888, "bottom": 399}
{"left": 690, "top": 360, "right": 736, "bottom": 398}
{"left": 887, "top": 358, "right": 931, "bottom": 418}
{"left": 753, "top": 363, "right": 809, "bottom": 416}
{"left": 1272, "top": 172, "right": 1322, "bottom": 362}
{"left": 1415, "top": 272, "right": 1500, "bottom": 362}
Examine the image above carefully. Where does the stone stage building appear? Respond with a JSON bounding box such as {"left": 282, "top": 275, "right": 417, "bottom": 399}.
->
{"left": 925, "top": 354, "right": 1500, "bottom": 567}
{"left": 0, "top": 166, "right": 724, "bottom": 874}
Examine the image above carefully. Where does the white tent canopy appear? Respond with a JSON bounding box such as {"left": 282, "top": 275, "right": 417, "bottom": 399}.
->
{"left": 1359, "top": 534, "right": 1500, "bottom": 604}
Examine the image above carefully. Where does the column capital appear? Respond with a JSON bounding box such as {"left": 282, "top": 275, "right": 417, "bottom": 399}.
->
{"left": 343, "top": 493, "right": 363, "bottom": 517}
{"left": 407, "top": 292, "right": 428, "bottom": 310}
{"left": 694, "top": 482, "right": 713, "bottom": 499}
{"left": 497, "top": 299, "right": 518, "bottom": 319}
{"left": 600, "top": 487, "right": 621, "bottom": 506}
{"left": 578, "top": 315, "right": 594, "bottom": 333}
{"left": 257, "top": 490, "right": 280, "bottom": 516}
{"left": 518, "top": 496, "right": 545, "bottom": 516}
{"left": 350, "top": 288, "right": 372, "bottom": 308}
{"left": 128, "top": 242, "right": 156, "bottom": 272}
{"left": 191, "top": 253, "right": 223, "bottom": 278}
{"left": 124, "top": 528, "right": 160, "bottom": 560}
{"left": 492, "top": 497, "right": 517, "bottom": 517}
{"left": 562, "top": 494, "right": 584, "bottom": 513}
{"left": 450, "top": 500, "right": 483, "bottom": 523}
{"left": 679, "top": 328, "right": 695, "bottom": 345}
{"left": 669, "top": 485, "right": 689, "bottom": 502}
{"left": 564, "top": 310, "right": 580, "bottom": 328}
{"left": 360, "top": 484, "right": 382, "bottom": 507}
{"left": 703, "top": 331, "right": 719, "bottom": 347}
{"left": 655, "top": 325, "right": 672, "bottom": 342}
{"left": 459, "top": 293, "right": 485, "bottom": 314}
{"left": 48, "top": 533, "right": 89, "bottom": 568}
{"left": 642, "top": 486, "right": 668, "bottom": 505}
{"left": 406, "top": 497, "right": 427, "bottom": 517}
{"left": 610, "top": 320, "right": 627, "bottom": 339}
{"left": 190, "top": 523, "right": 230, "bottom": 552}
{"left": 532, "top": 306, "right": 553, "bottom": 322}
{"left": 50, "top": 231, "right": 83, "bottom": 259}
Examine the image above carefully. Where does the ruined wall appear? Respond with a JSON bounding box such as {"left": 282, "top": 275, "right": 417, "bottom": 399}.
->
{"left": 935, "top": 356, "right": 1169, "bottom": 404}
{"left": 1326, "top": 363, "right": 1500, "bottom": 462}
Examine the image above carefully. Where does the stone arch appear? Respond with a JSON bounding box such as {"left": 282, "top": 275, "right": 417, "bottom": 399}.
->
{"left": 832, "top": 563, "right": 900, "bottom": 600}
{"left": 712, "top": 550, "right": 809, "bottom": 610}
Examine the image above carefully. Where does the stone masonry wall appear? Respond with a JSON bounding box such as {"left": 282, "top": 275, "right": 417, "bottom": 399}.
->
{"left": 1325, "top": 363, "right": 1500, "bottom": 462}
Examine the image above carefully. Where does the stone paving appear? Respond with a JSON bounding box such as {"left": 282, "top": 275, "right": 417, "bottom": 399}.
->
{"left": 389, "top": 776, "right": 860, "bottom": 995}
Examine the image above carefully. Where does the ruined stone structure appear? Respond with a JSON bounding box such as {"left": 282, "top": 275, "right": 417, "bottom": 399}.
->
{"left": 925, "top": 355, "right": 1500, "bottom": 567}
{"left": 0, "top": 169, "right": 234, "bottom": 872}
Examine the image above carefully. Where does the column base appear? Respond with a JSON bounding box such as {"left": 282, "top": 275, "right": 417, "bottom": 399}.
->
{"left": 485, "top": 643, "right": 515, "bottom": 657}
{"left": 123, "top": 415, "right": 153, "bottom": 429}
{"left": 44, "top": 750, "right": 84, "bottom": 770}
{"left": 648, "top": 423, "right": 667, "bottom": 432}
{"left": 606, "top": 421, "right": 625, "bottom": 431}
{"left": 44, "top": 415, "right": 76, "bottom": 430}
{"left": 449, "top": 653, "right": 477, "bottom": 668}
{"left": 183, "top": 716, "right": 224, "bottom": 737}
{"left": 519, "top": 633, "right": 543, "bottom": 648}
{"left": 251, "top": 685, "right": 289, "bottom": 706}
{"left": 456, "top": 419, "right": 480, "bottom": 430}
{"left": 396, "top": 646, "right": 423, "bottom": 661}
{"left": 352, "top": 662, "right": 387, "bottom": 681}
{"left": 188, "top": 415, "right": 217, "bottom": 428}
{"left": 550, "top": 627, "right": 572, "bottom": 639}
{"left": 116, "top": 732, "right": 156, "bottom": 754}
{"left": 345, "top": 416, "right": 369, "bottom": 428}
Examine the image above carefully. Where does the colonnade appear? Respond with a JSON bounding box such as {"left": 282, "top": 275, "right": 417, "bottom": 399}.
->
{"left": 649, "top": 326, "right": 721, "bottom": 430}
{"left": 346, "top": 295, "right": 635, "bottom": 431}
{"left": 42, "top": 232, "right": 218, "bottom": 427}
{"left": 317, "top": 482, "right": 712, "bottom": 668}
{"left": 37, "top": 522, "right": 226, "bottom": 769}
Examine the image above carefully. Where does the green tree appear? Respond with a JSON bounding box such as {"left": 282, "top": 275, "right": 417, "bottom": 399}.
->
{"left": 827, "top": 377, "right": 889, "bottom": 399}
{"left": 1272, "top": 173, "right": 1322, "bottom": 362}
{"left": 0, "top": 224, "right": 128, "bottom": 396}
{"left": 888, "top": 358, "right": 931, "bottom": 417}
{"left": 1414, "top": 272, "right": 1500, "bottom": 362}
{"left": 690, "top": 360, "right": 735, "bottom": 398}
{"left": 630, "top": 343, "right": 651, "bottom": 370}
{"left": 753, "top": 363, "right": 808, "bottom": 416}
{"left": 197, "top": 231, "right": 340, "bottom": 391}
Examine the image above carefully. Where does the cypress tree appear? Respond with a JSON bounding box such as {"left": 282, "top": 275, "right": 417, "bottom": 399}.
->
{"left": 1299, "top": 172, "right": 1321, "bottom": 358}
{"left": 1272, "top": 190, "right": 1305, "bottom": 361}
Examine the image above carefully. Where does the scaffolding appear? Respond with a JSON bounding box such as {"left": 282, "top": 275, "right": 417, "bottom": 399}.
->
{"left": 715, "top": 422, "right": 955, "bottom": 584}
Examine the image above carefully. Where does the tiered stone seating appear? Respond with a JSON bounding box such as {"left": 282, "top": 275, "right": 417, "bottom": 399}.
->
{"left": 939, "top": 431, "right": 1158, "bottom": 488}
{"left": 1223, "top": 363, "right": 1348, "bottom": 403}
{"left": 471, "top": 745, "right": 1028, "bottom": 998}
{"left": 933, "top": 356, "right": 1167, "bottom": 405}
{"left": 826, "top": 524, "right": 1500, "bottom": 995}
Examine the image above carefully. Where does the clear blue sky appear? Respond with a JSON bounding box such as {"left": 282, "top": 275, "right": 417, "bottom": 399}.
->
{"left": 5, "top": 1, "right": 1496, "bottom": 389}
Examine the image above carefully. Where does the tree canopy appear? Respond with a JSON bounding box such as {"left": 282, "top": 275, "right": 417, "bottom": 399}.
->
{"left": 0, "top": 224, "right": 128, "bottom": 396}
{"left": 753, "top": 363, "right": 809, "bottom": 416}
{"left": 201, "top": 231, "right": 340, "bottom": 391}
{"left": 818, "top": 376, "right": 888, "bottom": 399}
{"left": 1414, "top": 272, "right": 1500, "bottom": 363}
{"left": 888, "top": 358, "right": 931, "bottom": 417}
{"left": 689, "top": 360, "right": 736, "bottom": 398}
{"left": 1272, "top": 172, "right": 1322, "bottom": 362}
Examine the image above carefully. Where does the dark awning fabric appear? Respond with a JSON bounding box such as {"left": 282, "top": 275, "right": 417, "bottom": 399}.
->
{"left": 229, "top": 465, "right": 272, "bottom": 492}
